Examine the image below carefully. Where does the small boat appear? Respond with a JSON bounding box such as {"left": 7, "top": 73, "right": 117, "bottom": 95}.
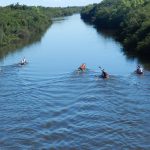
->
{"left": 101, "top": 69, "right": 109, "bottom": 79}
{"left": 135, "top": 65, "right": 143, "bottom": 75}
{"left": 101, "top": 74, "right": 109, "bottom": 79}
{"left": 19, "top": 61, "right": 27, "bottom": 66}
{"left": 78, "top": 67, "right": 86, "bottom": 72}
{"left": 19, "top": 57, "right": 27, "bottom": 66}
{"left": 136, "top": 69, "right": 143, "bottom": 75}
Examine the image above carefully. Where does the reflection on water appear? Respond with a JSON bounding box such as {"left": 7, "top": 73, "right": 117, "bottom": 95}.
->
{"left": 0, "top": 14, "right": 138, "bottom": 75}
{"left": 95, "top": 24, "right": 150, "bottom": 71}
{"left": 0, "top": 14, "right": 150, "bottom": 149}
{"left": 122, "top": 49, "right": 150, "bottom": 70}
{"left": 0, "top": 27, "right": 48, "bottom": 60}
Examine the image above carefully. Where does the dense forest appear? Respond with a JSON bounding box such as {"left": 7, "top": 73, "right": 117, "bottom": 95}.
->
{"left": 0, "top": 4, "right": 81, "bottom": 58}
{"left": 81, "top": 0, "right": 150, "bottom": 56}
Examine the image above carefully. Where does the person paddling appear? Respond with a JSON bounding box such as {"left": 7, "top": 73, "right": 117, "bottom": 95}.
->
{"left": 136, "top": 65, "right": 143, "bottom": 74}
{"left": 20, "top": 57, "right": 27, "bottom": 65}
{"left": 78, "top": 63, "right": 86, "bottom": 71}
{"left": 99, "top": 67, "right": 109, "bottom": 79}
{"left": 102, "top": 69, "right": 109, "bottom": 79}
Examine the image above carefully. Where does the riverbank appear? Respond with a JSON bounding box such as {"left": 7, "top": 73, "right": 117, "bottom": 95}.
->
{"left": 81, "top": 0, "right": 150, "bottom": 56}
{"left": 0, "top": 4, "right": 81, "bottom": 58}
{"left": 0, "top": 14, "right": 150, "bottom": 150}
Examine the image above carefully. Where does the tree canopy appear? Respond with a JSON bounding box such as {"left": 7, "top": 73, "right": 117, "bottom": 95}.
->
{"left": 0, "top": 4, "right": 81, "bottom": 58}
{"left": 81, "top": 0, "right": 150, "bottom": 55}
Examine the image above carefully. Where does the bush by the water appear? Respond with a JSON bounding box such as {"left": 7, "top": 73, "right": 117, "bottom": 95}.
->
{"left": 0, "top": 3, "right": 81, "bottom": 57}
{"left": 81, "top": 0, "right": 150, "bottom": 55}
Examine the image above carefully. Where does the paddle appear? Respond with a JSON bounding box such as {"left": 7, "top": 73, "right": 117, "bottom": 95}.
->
{"left": 99, "top": 66, "right": 103, "bottom": 71}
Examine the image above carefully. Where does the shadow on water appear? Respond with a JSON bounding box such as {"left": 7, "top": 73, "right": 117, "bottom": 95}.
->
{"left": 100, "top": 29, "right": 150, "bottom": 71}
{"left": 95, "top": 26, "right": 117, "bottom": 39}
{"left": 83, "top": 18, "right": 150, "bottom": 71}
{"left": 0, "top": 27, "right": 48, "bottom": 61}
{"left": 121, "top": 49, "right": 150, "bottom": 70}
{"left": 0, "top": 15, "right": 73, "bottom": 62}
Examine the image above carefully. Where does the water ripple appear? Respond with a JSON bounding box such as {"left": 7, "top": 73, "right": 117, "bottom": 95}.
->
{"left": 1, "top": 64, "right": 150, "bottom": 149}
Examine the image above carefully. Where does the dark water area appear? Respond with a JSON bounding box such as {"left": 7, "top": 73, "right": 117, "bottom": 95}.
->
{"left": 95, "top": 26, "right": 150, "bottom": 71}
{"left": 0, "top": 14, "right": 150, "bottom": 149}
{"left": 0, "top": 29, "right": 47, "bottom": 60}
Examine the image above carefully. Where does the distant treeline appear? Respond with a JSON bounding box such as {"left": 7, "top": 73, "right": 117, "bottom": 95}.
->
{"left": 81, "top": 0, "right": 150, "bottom": 56}
{"left": 0, "top": 3, "right": 81, "bottom": 57}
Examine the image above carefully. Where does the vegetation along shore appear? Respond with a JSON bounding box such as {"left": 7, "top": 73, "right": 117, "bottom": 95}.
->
{"left": 81, "top": 0, "right": 150, "bottom": 56}
{"left": 0, "top": 3, "right": 81, "bottom": 58}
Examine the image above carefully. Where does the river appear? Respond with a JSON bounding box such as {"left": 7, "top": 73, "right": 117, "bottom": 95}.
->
{"left": 0, "top": 14, "right": 150, "bottom": 149}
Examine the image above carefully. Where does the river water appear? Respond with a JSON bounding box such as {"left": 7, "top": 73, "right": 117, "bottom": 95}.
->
{"left": 0, "top": 14, "right": 150, "bottom": 149}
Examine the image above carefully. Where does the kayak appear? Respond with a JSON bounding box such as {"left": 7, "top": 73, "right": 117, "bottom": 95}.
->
{"left": 101, "top": 74, "right": 109, "bottom": 79}
{"left": 78, "top": 67, "right": 86, "bottom": 72}
{"left": 136, "top": 70, "right": 143, "bottom": 75}
{"left": 19, "top": 61, "right": 27, "bottom": 66}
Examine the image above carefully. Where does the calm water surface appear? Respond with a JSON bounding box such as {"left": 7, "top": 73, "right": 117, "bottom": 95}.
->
{"left": 0, "top": 14, "right": 150, "bottom": 149}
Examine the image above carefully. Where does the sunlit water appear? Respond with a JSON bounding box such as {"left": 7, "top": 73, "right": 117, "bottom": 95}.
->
{"left": 0, "top": 14, "right": 150, "bottom": 149}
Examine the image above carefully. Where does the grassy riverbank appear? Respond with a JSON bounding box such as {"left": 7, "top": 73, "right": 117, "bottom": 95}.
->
{"left": 81, "top": 0, "right": 150, "bottom": 56}
{"left": 0, "top": 4, "right": 81, "bottom": 58}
